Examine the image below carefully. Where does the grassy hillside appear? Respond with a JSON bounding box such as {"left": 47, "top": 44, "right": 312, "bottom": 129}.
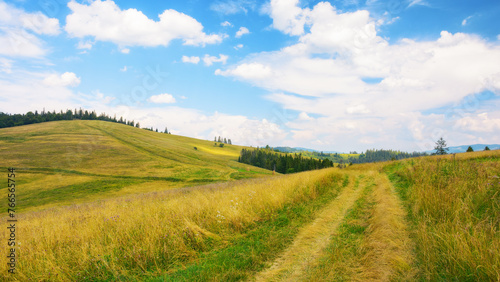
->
{"left": 0, "top": 120, "right": 271, "bottom": 212}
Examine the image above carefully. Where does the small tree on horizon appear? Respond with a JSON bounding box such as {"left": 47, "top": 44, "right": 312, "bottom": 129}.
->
{"left": 434, "top": 137, "right": 449, "bottom": 155}
{"left": 485, "top": 146, "right": 491, "bottom": 151}
{"left": 466, "top": 146, "right": 474, "bottom": 152}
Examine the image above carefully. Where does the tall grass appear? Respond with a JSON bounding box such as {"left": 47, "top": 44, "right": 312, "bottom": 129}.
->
{"left": 1, "top": 168, "right": 341, "bottom": 281}
{"left": 387, "top": 150, "right": 500, "bottom": 280}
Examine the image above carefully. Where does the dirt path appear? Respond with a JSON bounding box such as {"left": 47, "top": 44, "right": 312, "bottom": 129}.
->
{"left": 354, "top": 172, "right": 415, "bottom": 281}
{"left": 251, "top": 170, "right": 415, "bottom": 281}
{"left": 252, "top": 171, "right": 368, "bottom": 281}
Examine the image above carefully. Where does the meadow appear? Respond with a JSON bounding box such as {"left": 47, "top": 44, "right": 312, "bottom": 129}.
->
{"left": 0, "top": 120, "right": 271, "bottom": 213}
{"left": 0, "top": 120, "right": 499, "bottom": 281}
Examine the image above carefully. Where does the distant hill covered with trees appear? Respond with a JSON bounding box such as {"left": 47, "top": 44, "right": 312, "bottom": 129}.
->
{"left": 0, "top": 109, "right": 140, "bottom": 129}
{"left": 347, "top": 149, "right": 427, "bottom": 164}
{"left": 273, "top": 147, "right": 427, "bottom": 165}
{"left": 238, "top": 147, "right": 334, "bottom": 174}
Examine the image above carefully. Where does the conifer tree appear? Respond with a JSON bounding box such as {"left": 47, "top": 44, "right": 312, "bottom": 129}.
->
{"left": 434, "top": 137, "right": 449, "bottom": 155}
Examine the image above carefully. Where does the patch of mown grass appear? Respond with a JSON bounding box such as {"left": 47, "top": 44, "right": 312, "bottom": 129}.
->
{"left": 152, "top": 173, "right": 348, "bottom": 282}
{"left": 305, "top": 176, "right": 375, "bottom": 281}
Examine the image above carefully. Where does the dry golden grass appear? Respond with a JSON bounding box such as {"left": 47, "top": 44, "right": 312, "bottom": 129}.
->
{"left": 0, "top": 168, "right": 341, "bottom": 281}
{"left": 253, "top": 171, "right": 363, "bottom": 281}
{"left": 390, "top": 150, "right": 500, "bottom": 280}
{"left": 356, "top": 172, "right": 415, "bottom": 281}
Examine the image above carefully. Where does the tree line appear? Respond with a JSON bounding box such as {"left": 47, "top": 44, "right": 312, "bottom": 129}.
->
{"left": 273, "top": 147, "right": 427, "bottom": 164}
{"left": 238, "top": 148, "right": 334, "bottom": 174}
{"left": 347, "top": 149, "right": 427, "bottom": 164}
{"left": 0, "top": 109, "right": 176, "bottom": 134}
{"left": 0, "top": 109, "right": 140, "bottom": 129}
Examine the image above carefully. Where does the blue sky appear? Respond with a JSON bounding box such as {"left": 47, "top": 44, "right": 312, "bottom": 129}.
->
{"left": 1, "top": 0, "right": 499, "bottom": 152}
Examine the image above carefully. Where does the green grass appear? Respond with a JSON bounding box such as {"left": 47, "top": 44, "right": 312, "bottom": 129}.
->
{"left": 155, "top": 172, "right": 347, "bottom": 281}
{"left": 0, "top": 120, "right": 272, "bottom": 213}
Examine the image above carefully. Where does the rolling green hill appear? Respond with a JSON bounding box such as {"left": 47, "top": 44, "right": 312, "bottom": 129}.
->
{"left": 0, "top": 120, "right": 271, "bottom": 212}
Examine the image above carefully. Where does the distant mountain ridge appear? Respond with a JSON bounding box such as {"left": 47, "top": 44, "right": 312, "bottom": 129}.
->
{"left": 426, "top": 144, "right": 500, "bottom": 154}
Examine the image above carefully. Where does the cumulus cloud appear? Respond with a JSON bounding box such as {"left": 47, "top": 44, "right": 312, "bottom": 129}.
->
{"left": 182, "top": 55, "right": 201, "bottom": 64}
{"left": 65, "top": 0, "right": 225, "bottom": 49}
{"left": 221, "top": 21, "right": 233, "bottom": 27}
{"left": 455, "top": 113, "right": 500, "bottom": 132}
{"left": 268, "top": 0, "right": 309, "bottom": 36}
{"left": 0, "top": 2, "right": 60, "bottom": 57}
{"left": 203, "top": 54, "right": 228, "bottom": 66}
{"left": 235, "top": 27, "right": 250, "bottom": 38}
{"left": 43, "top": 72, "right": 81, "bottom": 87}
{"left": 148, "top": 93, "right": 176, "bottom": 104}
{"left": 217, "top": 0, "right": 500, "bottom": 151}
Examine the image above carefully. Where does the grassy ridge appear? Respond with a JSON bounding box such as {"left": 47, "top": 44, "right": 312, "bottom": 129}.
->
{"left": 0, "top": 120, "right": 272, "bottom": 212}
{"left": 386, "top": 150, "right": 500, "bottom": 280}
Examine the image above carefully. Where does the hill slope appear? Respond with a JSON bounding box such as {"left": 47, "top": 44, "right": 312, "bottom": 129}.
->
{"left": 0, "top": 120, "right": 271, "bottom": 212}
{"left": 425, "top": 143, "right": 500, "bottom": 154}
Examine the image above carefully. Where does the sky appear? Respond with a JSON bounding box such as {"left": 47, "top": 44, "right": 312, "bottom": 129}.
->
{"left": 1, "top": 0, "right": 499, "bottom": 153}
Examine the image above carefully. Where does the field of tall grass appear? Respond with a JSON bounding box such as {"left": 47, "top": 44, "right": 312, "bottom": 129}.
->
{"left": 387, "top": 150, "right": 500, "bottom": 280}
{"left": 1, "top": 167, "right": 342, "bottom": 281}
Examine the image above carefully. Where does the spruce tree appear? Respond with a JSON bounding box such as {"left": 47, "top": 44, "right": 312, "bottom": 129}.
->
{"left": 466, "top": 146, "right": 474, "bottom": 152}
{"left": 434, "top": 137, "right": 449, "bottom": 155}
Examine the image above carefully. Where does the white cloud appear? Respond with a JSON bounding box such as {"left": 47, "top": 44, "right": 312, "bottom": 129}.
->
{"left": 0, "top": 2, "right": 60, "bottom": 36}
{"left": 221, "top": 21, "right": 233, "bottom": 27}
{"left": 182, "top": 55, "right": 201, "bottom": 64}
{"left": 217, "top": 0, "right": 500, "bottom": 151}
{"left": 216, "top": 62, "right": 272, "bottom": 80}
{"left": 120, "top": 66, "right": 128, "bottom": 72}
{"left": 346, "top": 104, "right": 371, "bottom": 115}
{"left": 203, "top": 54, "right": 228, "bottom": 66}
{"left": 210, "top": 0, "right": 256, "bottom": 15}
{"left": 77, "top": 40, "right": 93, "bottom": 50}
{"left": 298, "top": 112, "right": 314, "bottom": 121}
{"left": 0, "top": 2, "right": 60, "bottom": 57}
{"left": 0, "top": 58, "right": 12, "bottom": 74}
{"left": 65, "top": 0, "right": 225, "bottom": 49}
{"left": 408, "top": 0, "right": 429, "bottom": 8}
{"left": 120, "top": 48, "right": 130, "bottom": 54}
{"left": 235, "top": 27, "right": 250, "bottom": 38}
{"left": 148, "top": 93, "right": 176, "bottom": 104}
{"left": 43, "top": 72, "right": 81, "bottom": 87}
{"left": 234, "top": 44, "right": 244, "bottom": 50}
{"left": 462, "top": 15, "right": 473, "bottom": 26}
{"left": 269, "top": 0, "right": 310, "bottom": 36}
{"left": 455, "top": 113, "right": 500, "bottom": 133}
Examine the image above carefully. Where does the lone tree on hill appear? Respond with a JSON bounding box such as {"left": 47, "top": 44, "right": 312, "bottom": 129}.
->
{"left": 434, "top": 137, "right": 449, "bottom": 155}
{"left": 485, "top": 146, "right": 491, "bottom": 151}
{"left": 466, "top": 146, "right": 474, "bottom": 152}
